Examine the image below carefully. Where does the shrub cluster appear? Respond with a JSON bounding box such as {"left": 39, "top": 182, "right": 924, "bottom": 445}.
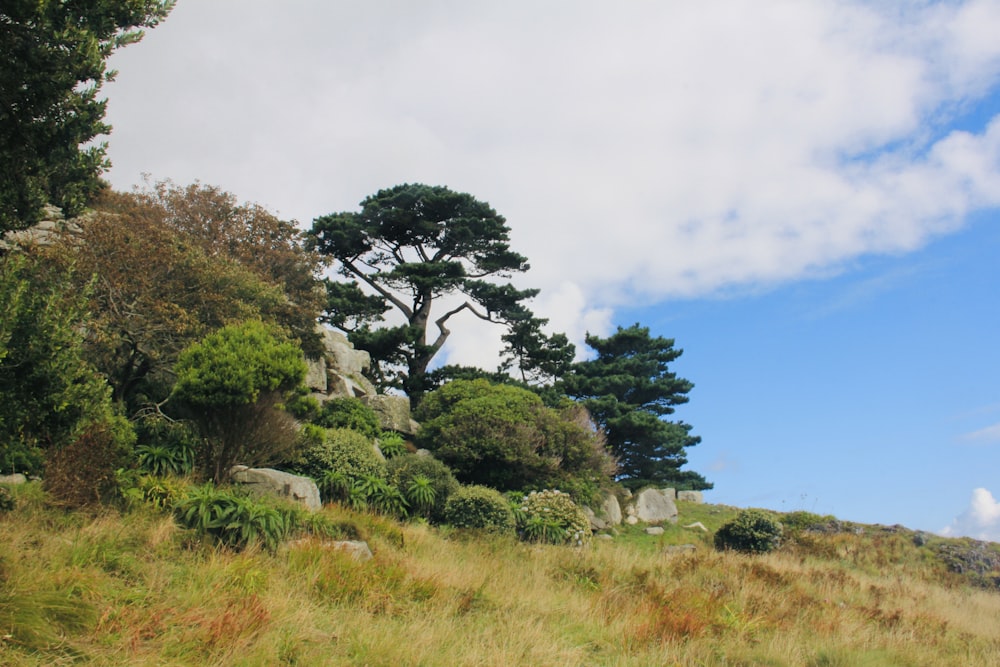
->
{"left": 387, "top": 453, "right": 459, "bottom": 522}
{"left": 290, "top": 427, "right": 387, "bottom": 489}
{"left": 714, "top": 509, "right": 784, "bottom": 554}
{"left": 516, "top": 489, "right": 592, "bottom": 546}
{"left": 443, "top": 485, "right": 515, "bottom": 535}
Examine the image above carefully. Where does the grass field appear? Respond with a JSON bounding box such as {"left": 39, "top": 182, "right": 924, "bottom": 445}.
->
{"left": 1, "top": 482, "right": 999, "bottom": 666}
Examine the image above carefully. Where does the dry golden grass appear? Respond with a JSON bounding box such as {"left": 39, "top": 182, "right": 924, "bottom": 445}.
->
{"left": 1, "top": 485, "right": 999, "bottom": 666}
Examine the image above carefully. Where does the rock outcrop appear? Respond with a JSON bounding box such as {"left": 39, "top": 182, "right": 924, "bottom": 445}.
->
{"left": 230, "top": 466, "right": 321, "bottom": 511}
{"left": 305, "top": 327, "right": 418, "bottom": 435}
{"left": 626, "top": 488, "right": 678, "bottom": 525}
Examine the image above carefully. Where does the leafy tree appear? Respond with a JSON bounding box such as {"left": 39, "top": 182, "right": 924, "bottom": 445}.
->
{"left": 44, "top": 185, "right": 322, "bottom": 414}
{"left": 563, "top": 324, "right": 710, "bottom": 491}
{"left": 308, "top": 183, "right": 559, "bottom": 404}
{"left": 0, "top": 252, "right": 119, "bottom": 475}
{"left": 0, "top": 0, "right": 174, "bottom": 230}
{"left": 414, "top": 379, "right": 616, "bottom": 501}
{"left": 171, "top": 320, "right": 307, "bottom": 483}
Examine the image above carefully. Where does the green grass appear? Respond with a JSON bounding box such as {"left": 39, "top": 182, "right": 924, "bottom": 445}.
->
{"left": 1, "top": 481, "right": 999, "bottom": 665}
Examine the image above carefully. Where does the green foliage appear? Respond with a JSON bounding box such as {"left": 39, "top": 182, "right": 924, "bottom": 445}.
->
{"left": 378, "top": 432, "right": 408, "bottom": 458}
{"left": 0, "top": 1, "right": 173, "bottom": 230}
{"left": 308, "top": 183, "right": 545, "bottom": 403}
{"left": 173, "top": 484, "right": 289, "bottom": 552}
{"left": 54, "top": 185, "right": 321, "bottom": 414}
{"left": 443, "top": 485, "right": 516, "bottom": 535}
{"left": 173, "top": 320, "right": 305, "bottom": 408}
{"left": 0, "top": 253, "right": 119, "bottom": 475}
{"left": 415, "top": 379, "right": 615, "bottom": 498}
{"left": 172, "top": 320, "right": 307, "bottom": 482}
{"left": 714, "top": 509, "right": 784, "bottom": 554}
{"left": 133, "top": 416, "right": 197, "bottom": 476}
{"left": 564, "top": 324, "right": 710, "bottom": 491}
{"left": 516, "top": 489, "right": 592, "bottom": 546}
{"left": 120, "top": 473, "right": 188, "bottom": 511}
{"left": 387, "top": 452, "right": 459, "bottom": 522}
{"left": 43, "top": 418, "right": 135, "bottom": 508}
{"left": 291, "top": 427, "right": 387, "bottom": 490}
{"left": 313, "top": 397, "right": 381, "bottom": 438}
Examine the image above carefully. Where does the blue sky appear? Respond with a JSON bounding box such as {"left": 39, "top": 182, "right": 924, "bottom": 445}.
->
{"left": 101, "top": 1, "right": 1000, "bottom": 538}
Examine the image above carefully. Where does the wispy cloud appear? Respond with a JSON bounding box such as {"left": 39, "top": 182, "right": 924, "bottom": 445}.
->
{"left": 959, "top": 422, "right": 1000, "bottom": 444}
{"left": 941, "top": 487, "right": 1000, "bottom": 541}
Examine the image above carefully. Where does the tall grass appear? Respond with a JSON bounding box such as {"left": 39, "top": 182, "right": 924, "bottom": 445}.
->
{"left": 0, "top": 482, "right": 998, "bottom": 665}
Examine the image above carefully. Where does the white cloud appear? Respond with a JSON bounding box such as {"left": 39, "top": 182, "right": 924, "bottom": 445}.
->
{"left": 101, "top": 1, "right": 1000, "bottom": 368}
{"left": 941, "top": 488, "right": 1000, "bottom": 541}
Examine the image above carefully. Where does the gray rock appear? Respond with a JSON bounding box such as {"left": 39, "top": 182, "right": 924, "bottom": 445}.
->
{"left": 362, "top": 394, "right": 419, "bottom": 435}
{"left": 645, "top": 527, "right": 665, "bottom": 536}
{"left": 631, "top": 488, "right": 679, "bottom": 524}
{"left": 677, "top": 490, "right": 704, "bottom": 503}
{"left": 322, "top": 329, "right": 371, "bottom": 379}
{"left": 0, "top": 473, "right": 27, "bottom": 485}
{"left": 583, "top": 492, "right": 623, "bottom": 531}
{"left": 230, "top": 466, "right": 321, "bottom": 511}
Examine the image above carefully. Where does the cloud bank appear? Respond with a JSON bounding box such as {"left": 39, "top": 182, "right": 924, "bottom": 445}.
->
{"left": 941, "top": 487, "right": 1000, "bottom": 541}
{"left": 103, "top": 1, "right": 1000, "bottom": 366}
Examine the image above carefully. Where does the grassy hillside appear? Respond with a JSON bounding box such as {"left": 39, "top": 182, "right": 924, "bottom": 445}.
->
{"left": 1, "top": 483, "right": 999, "bottom": 666}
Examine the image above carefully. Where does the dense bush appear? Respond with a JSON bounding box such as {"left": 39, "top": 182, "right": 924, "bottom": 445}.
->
{"left": 415, "top": 379, "right": 615, "bottom": 500}
{"left": 516, "top": 489, "right": 592, "bottom": 546}
{"left": 0, "top": 486, "right": 15, "bottom": 513}
{"left": 172, "top": 320, "right": 307, "bottom": 482}
{"left": 291, "top": 427, "right": 387, "bottom": 493}
{"left": 443, "top": 485, "right": 516, "bottom": 535}
{"left": 714, "top": 509, "right": 784, "bottom": 554}
{"left": 387, "top": 453, "right": 459, "bottom": 522}
{"left": 44, "top": 418, "right": 135, "bottom": 508}
{"left": 313, "top": 397, "right": 381, "bottom": 438}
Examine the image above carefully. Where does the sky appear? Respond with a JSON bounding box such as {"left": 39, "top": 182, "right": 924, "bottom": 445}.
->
{"left": 101, "top": 1, "right": 1000, "bottom": 539}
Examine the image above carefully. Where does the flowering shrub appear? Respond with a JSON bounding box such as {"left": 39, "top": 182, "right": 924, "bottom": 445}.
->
{"left": 518, "top": 489, "right": 592, "bottom": 546}
{"left": 443, "top": 485, "right": 515, "bottom": 535}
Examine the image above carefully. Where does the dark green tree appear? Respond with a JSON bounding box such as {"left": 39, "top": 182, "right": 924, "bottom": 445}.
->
{"left": 308, "top": 183, "right": 560, "bottom": 405}
{"left": 0, "top": 253, "right": 120, "bottom": 475}
{"left": 414, "top": 379, "right": 616, "bottom": 502}
{"left": 171, "top": 320, "right": 307, "bottom": 483}
{"left": 562, "top": 324, "right": 711, "bottom": 491}
{"left": 0, "top": 0, "right": 174, "bottom": 230}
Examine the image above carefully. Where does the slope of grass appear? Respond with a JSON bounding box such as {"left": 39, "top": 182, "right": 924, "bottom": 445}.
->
{"left": 1, "top": 482, "right": 999, "bottom": 666}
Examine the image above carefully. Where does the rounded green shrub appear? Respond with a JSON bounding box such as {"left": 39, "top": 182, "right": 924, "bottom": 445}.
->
{"left": 291, "top": 427, "right": 386, "bottom": 488}
{"left": 517, "top": 489, "right": 592, "bottom": 546}
{"left": 387, "top": 452, "right": 459, "bottom": 522}
{"left": 314, "top": 397, "right": 381, "bottom": 438}
{"left": 714, "top": 509, "right": 784, "bottom": 554}
{"left": 443, "top": 485, "right": 515, "bottom": 535}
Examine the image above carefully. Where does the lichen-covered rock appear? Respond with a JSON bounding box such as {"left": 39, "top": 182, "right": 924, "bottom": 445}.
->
{"left": 584, "top": 491, "right": 623, "bottom": 530}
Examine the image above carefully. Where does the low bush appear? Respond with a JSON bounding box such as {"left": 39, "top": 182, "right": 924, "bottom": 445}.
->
{"left": 443, "top": 485, "right": 516, "bottom": 535}
{"left": 133, "top": 416, "right": 197, "bottom": 476}
{"left": 516, "top": 489, "right": 592, "bottom": 546}
{"left": 387, "top": 453, "right": 459, "bottom": 522}
{"left": 173, "top": 484, "right": 289, "bottom": 552}
{"left": 714, "top": 509, "right": 784, "bottom": 554}
{"left": 44, "top": 418, "right": 135, "bottom": 508}
{"left": 290, "top": 427, "right": 387, "bottom": 488}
